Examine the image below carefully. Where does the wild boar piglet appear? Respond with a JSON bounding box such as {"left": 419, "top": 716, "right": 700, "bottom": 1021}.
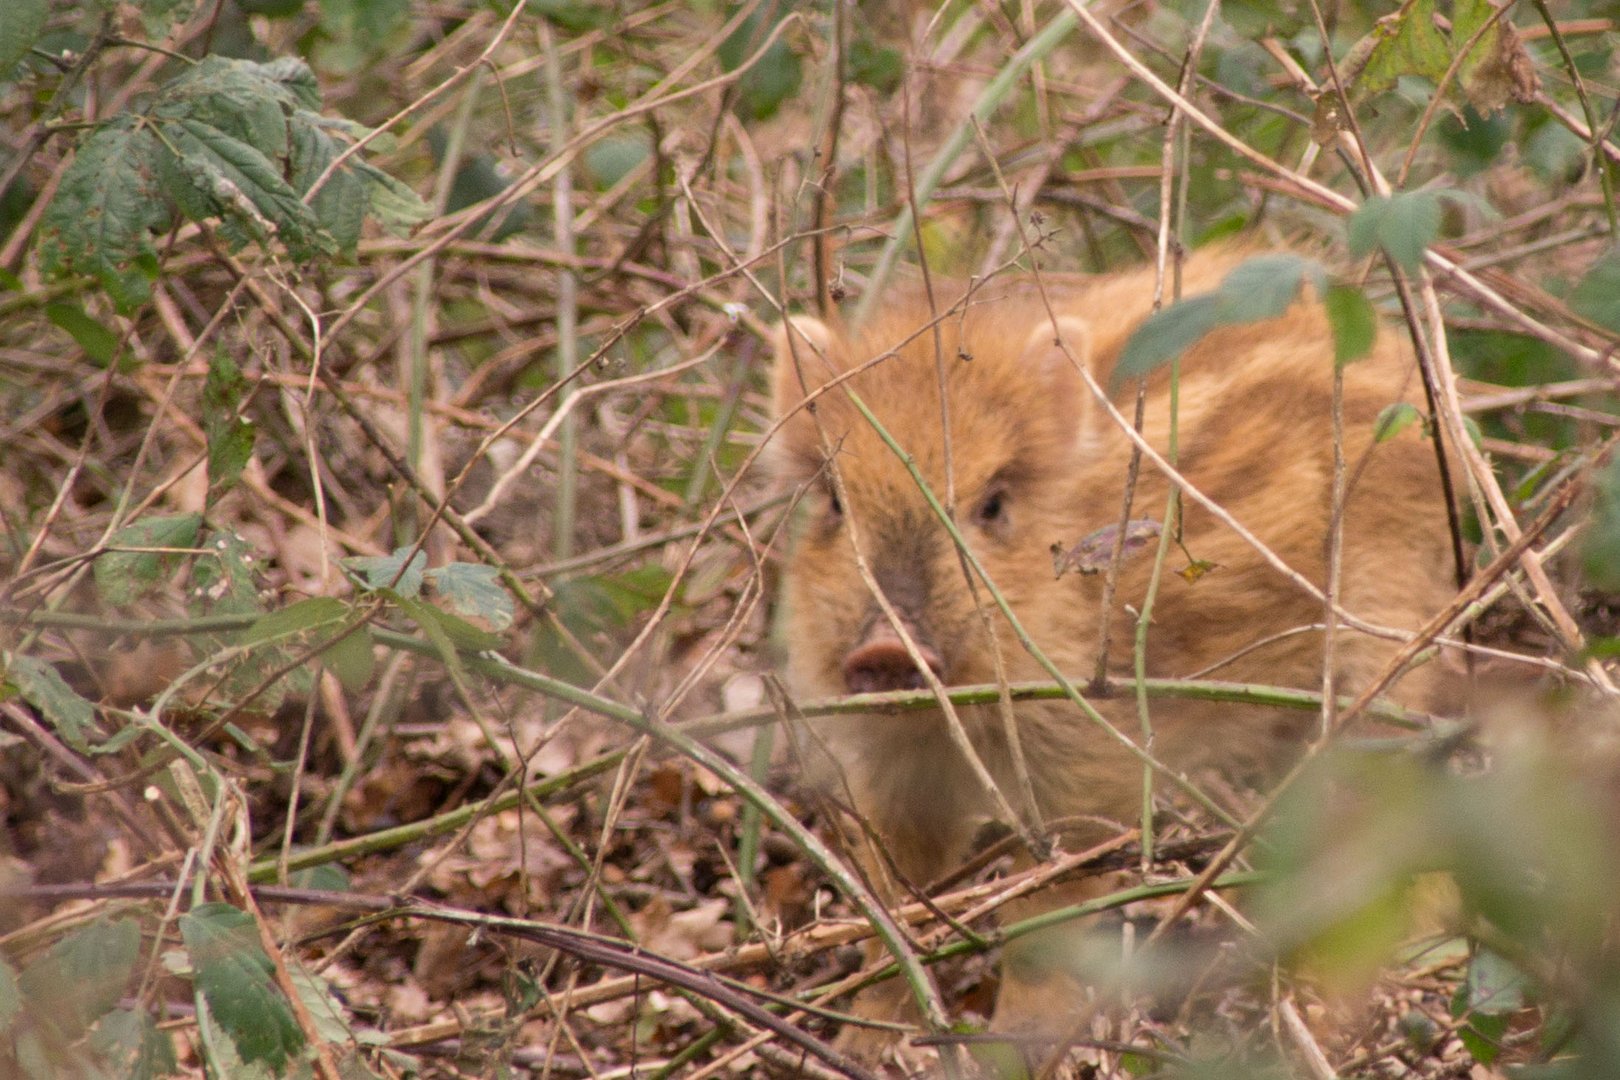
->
{"left": 768, "top": 250, "right": 1456, "bottom": 1051}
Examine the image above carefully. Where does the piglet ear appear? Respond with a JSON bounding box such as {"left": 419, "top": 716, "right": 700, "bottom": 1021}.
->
{"left": 769, "top": 315, "right": 841, "bottom": 482}
{"left": 1018, "top": 314, "right": 1099, "bottom": 440}
{"left": 770, "top": 315, "right": 837, "bottom": 420}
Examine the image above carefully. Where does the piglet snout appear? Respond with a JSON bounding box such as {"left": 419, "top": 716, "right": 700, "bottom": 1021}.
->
{"left": 842, "top": 619, "right": 945, "bottom": 694}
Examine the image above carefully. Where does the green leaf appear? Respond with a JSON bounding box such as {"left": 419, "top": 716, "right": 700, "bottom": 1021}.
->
{"left": 156, "top": 116, "right": 330, "bottom": 261}
{"left": 525, "top": 0, "right": 610, "bottom": 32}
{"left": 584, "top": 133, "right": 651, "bottom": 191}
{"left": 1373, "top": 402, "right": 1422, "bottom": 443}
{"left": 0, "top": 0, "right": 47, "bottom": 82}
{"left": 286, "top": 967, "right": 354, "bottom": 1046}
{"left": 3, "top": 653, "right": 102, "bottom": 751}
{"left": 38, "top": 119, "right": 168, "bottom": 313}
{"left": 88, "top": 1008, "right": 178, "bottom": 1080}
{"left": 94, "top": 513, "right": 203, "bottom": 606}
{"left": 1358, "top": 0, "right": 1450, "bottom": 95}
{"left": 427, "top": 128, "right": 529, "bottom": 243}
{"left": 342, "top": 547, "right": 426, "bottom": 596}
{"left": 1115, "top": 293, "right": 1221, "bottom": 382}
{"left": 180, "top": 903, "right": 305, "bottom": 1071}
{"left": 1212, "top": 253, "right": 1317, "bottom": 324}
{"left": 1324, "top": 284, "right": 1377, "bottom": 366}
{"left": 425, "top": 562, "right": 514, "bottom": 631}
{"left": 44, "top": 303, "right": 120, "bottom": 367}
{"left": 250, "top": 56, "right": 323, "bottom": 111}
{"left": 291, "top": 114, "right": 367, "bottom": 255}
{"left": 718, "top": 5, "right": 801, "bottom": 120}
{"left": 16, "top": 919, "right": 140, "bottom": 1042}
{"left": 350, "top": 159, "right": 430, "bottom": 237}
{"left": 189, "top": 530, "right": 264, "bottom": 618}
{"left": 1570, "top": 246, "right": 1620, "bottom": 334}
{"left": 1465, "top": 948, "right": 1527, "bottom": 1015}
{"left": 848, "top": 35, "right": 903, "bottom": 94}
{"left": 1582, "top": 454, "right": 1620, "bottom": 591}
{"left": 1451, "top": 980, "right": 1509, "bottom": 1065}
{"left": 322, "top": 624, "right": 375, "bottom": 693}
{"left": 1379, "top": 192, "right": 1441, "bottom": 271}
{"left": 241, "top": 597, "right": 349, "bottom": 647}
{"left": 400, "top": 595, "right": 503, "bottom": 654}
{"left": 1347, "top": 191, "right": 1442, "bottom": 272}
{"left": 203, "top": 348, "right": 255, "bottom": 504}
{"left": 314, "top": 0, "right": 410, "bottom": 75}
{"left": 157, "top": 56, "right": 297, "bottom": 161}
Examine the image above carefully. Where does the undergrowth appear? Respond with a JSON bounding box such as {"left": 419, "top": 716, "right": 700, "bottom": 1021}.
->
{"left": 1, "top": 1, "right": 1618, "bottom": 1077}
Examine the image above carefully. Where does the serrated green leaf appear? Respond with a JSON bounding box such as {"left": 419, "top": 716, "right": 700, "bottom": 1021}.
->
{"left": 252, "top": 56, "right": 323, "bottom": 110}
{"left": 44, "top": 303, "right": 120, "bottom": 367}
{"left": 1381, "top": 192, "right": 1441, "bottom": 272}
{"left": 286, "top": 967, "right": 354, "bottom": 1045}
{"left": 1115, "top": 293, "right": 1221, "bottom": 382}
{"left": 350, "top": 159, "right": 430, "bottom": 237}
{"left": 322, "top": 624, "right": 375, "bottom": 693}
{"left": 0, "top": 0, "right": 47, "bottom": 82}
{"left": 157, "top": 56, "right": 295, "bottom": 161}
{"left": 4, "top": 653, "right": 102, "bottom": 751}
{"left": 1347, "top": 192, "right": 1442, "bottom": 272}
{"left": 190, "top": 530, "right": 263, "bottom": 618}
{"left": 17, "top": 919, "right": 140, "bottom": 1042}
{"left": 1359, "top": 0, "right": 1450, "bottom": 95}
{"left": 425, "top": 562, "right": 514, "bottom": 631}
{"left": 88, "top": 1007, "right": 178, "bottom": 1079}
{"left": 193, "top": 992, "right": 277, "bottom": 1080}
{"left": 400, "top": 595, "right": 502, "bottom": 654}
{"left": 94, "top": 513, "right": 203, "bottom": 606}
{"left": 1213, "top": 253, "right": 1315, "bottom": 324}
{"left": 342, "top": 547, "right": 426, "bottom": 596}
{"left": 242, "top": 597, "right": 349, "bottom": 647}
{"left": 1373, "top": 401, "right": 1422, "bottom": 443}
{"left": 1346, "top": 195, "right": 1386, "bottom": 261}
{"left": 291, "top": 115, "right": 366, "bottom": 255}
{"left": 203, "top": 349, "right": 254, "bottom": 503}
{"left": 157, "top": 116, "right": 331, "bottom": 261}
{"left": 38, "top": 119, "right": 169, "bottom": 313}
{"left": 1324, "top": 284, "right": 1377, "bottom": 366}
{"left": 1570, "top": 246, "right": 1620, "bottom": 334}
{"left": 180, "top": 903, "right": 305, "bottom": 1071}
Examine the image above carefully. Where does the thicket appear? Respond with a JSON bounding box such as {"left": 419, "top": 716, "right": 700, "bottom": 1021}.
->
{"left": 0, "top": 0, "right": 1617, "bottom": 1077}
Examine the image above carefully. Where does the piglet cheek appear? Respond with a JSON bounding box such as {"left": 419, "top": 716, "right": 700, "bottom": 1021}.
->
{"left": 842, "top": 619, "right": 945, "bottom": 694}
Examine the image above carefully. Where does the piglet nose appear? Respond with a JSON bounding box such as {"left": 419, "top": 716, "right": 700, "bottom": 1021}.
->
{"left": 842, "top": 620, "right": 945, "bottom": 694}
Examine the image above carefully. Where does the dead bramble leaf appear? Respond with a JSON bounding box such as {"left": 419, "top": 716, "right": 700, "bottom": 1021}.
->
{"left": 1052, "top": 519, "right": 1162, "bottom": 578}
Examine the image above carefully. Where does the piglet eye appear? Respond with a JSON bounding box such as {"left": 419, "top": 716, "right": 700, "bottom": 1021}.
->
{"left": 826, "top": 487, "right": 843, "bottom": 520}
{"left": 974, "top": 488, "right": 1007, "bottom": 528}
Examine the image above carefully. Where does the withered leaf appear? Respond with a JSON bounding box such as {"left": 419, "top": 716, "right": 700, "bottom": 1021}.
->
{"left": 1464, "top": 19, "right": 1540, "bottom": 113}
{"left": 1179, "top": 559, "right": 1219, "bottom": 584}
{"left": 1052, "top": 519, "right": 1162, "bottom": 578}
